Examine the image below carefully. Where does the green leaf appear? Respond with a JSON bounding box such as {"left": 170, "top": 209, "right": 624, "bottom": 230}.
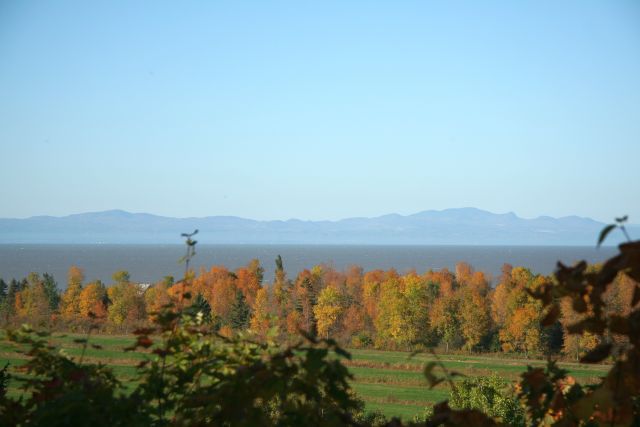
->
{"left": 428, "top": 378, "right": 444, "bottom": 389}
{"left": 333, "top": 347, "right": 351, "bottom": 360}
{"left": 424, "top": 361, "right": 442, "bottom": 388}
{"left": 597, "top": 224, "right": 616, "bottom": 247}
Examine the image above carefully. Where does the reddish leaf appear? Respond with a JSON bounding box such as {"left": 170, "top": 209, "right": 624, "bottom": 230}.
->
{"left": 521, "top": 368, "right": 547, "bottom": 391}
{"left": 69, "top": 369, "right": 86, "bottom": 382}
{"left": 137, "top": 336, "right": 153, "bottom": 348}
{"left": 133, "top": 328, "right": 156, "bottom": 335}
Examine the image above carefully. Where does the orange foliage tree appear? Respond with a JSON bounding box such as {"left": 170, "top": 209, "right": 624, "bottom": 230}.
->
{"left": 78, "top": 281, "right": 108, "bottom": 320}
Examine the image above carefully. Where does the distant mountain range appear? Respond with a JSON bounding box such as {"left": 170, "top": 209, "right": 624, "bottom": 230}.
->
{"left": 0, "top": 208, "right": 636, "bottom": 245}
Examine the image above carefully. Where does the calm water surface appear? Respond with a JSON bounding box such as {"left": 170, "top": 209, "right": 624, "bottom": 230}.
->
{"left": 0, "top": 244, "right": 617, "bottom": 287}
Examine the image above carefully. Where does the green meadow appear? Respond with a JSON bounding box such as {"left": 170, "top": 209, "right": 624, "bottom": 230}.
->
{"left": 0, "top": 333, "right": 609, "bottom": 420}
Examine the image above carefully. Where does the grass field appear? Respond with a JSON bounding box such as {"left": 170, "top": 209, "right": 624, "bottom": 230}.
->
{"left": 0, "top": 332, "right": 610, "bottom": 420}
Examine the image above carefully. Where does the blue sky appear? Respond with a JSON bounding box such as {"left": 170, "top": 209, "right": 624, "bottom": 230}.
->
{"left": 1, "top": 1, "right": 639, "bottom": 222}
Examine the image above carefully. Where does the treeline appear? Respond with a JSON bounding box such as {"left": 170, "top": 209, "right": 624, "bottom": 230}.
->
{"left": 1, "top": 258, "right": 636, "bottom": 358}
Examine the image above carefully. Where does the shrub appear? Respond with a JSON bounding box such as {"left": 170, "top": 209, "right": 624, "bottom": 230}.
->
{"left": 449, "top": 375, "right": 525, "bottom": 426}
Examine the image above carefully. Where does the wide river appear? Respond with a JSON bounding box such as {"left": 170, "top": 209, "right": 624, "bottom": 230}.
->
{"left": 0, "top": 244, "right": 618, "bottom": 288}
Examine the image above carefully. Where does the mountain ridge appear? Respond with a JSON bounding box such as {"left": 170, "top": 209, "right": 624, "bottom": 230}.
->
{"left": 0, "top": 208, "right": 634, "bottom": 245}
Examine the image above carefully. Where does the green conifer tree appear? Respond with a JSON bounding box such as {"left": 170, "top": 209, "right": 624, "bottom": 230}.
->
{"left": 229, "top": 290, "right": 251, "bottom": 331}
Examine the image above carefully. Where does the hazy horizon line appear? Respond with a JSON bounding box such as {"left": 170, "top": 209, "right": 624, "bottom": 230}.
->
{"left": 0, "top": 206, "right": 610, "bottom": 224}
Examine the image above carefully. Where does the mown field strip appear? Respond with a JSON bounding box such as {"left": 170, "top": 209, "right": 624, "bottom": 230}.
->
{"left": 347, "top": 349, "right": 608, "bottom": 381}
{"left": 351, "top": 382, "right": 448, "bottom": 419}
{"left": 0, "top": 333, "right": 611, "bottom": 420}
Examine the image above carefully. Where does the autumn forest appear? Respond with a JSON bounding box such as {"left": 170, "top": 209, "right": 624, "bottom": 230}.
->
{"left": 1, "top": 255, "right": 636, "bottom": 360}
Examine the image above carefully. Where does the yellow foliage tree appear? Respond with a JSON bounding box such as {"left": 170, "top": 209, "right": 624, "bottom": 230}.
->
{"left": 314, "top": 286, "right": 344, "bottom": 339}
{"left": 495, "top": 267, "right": 546, "bottom": 355}
{"left": 459, "top": 286, "right": 491, "bottom": 351}
{"left": 560, "top": 296, "right": 599, "bottom": 360}
{"left": 14, "top": 277, "right": 51, "bottom": 325}
{"left": 250, "top": 287, "right": 272, "bottom": 338}
{"left": 430, "top": 292, "right": 461, "bottom": 352}
{"left": 107, "top": 273, "right": 145, "bottom": 327}
{"left": 374, "top": 278, "right": 406, "bottom": 347}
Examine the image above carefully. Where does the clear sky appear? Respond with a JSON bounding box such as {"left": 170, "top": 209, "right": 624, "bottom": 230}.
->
{"left": 1, "top": 1, "right": 639, "bottom": 222}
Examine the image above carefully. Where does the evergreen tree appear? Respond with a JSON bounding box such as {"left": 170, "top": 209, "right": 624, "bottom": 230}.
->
{"left": 273, "top": 255, "right": 291, "bottom": 318}
{"left": 248, "top": 259, "right": 264, "bottom": 285}
{"left": 0, "top": 279, "right": 8, "bottom": 322}
{"left": 188, "top": 293, "right": 212, "bottom": 324}
{"left": 229, "top": 290, "right": 251, "bottom": 331}
{"left": 42, "top": 273, "right": 60, "bottom": 310}
{"left": 541, "top": 320, "right": 564, "bottom": 355}
{"left": 18, "top": 274, "right": 52, "bottom": 324}
{"left": 294, "top": 268, "right": 322, "bottom": 337}
{"left": 0, "top": 279, "right": 6, "bottom": 306}
{"left": 4, "top": 279, "right": 25, "bottom": 318}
